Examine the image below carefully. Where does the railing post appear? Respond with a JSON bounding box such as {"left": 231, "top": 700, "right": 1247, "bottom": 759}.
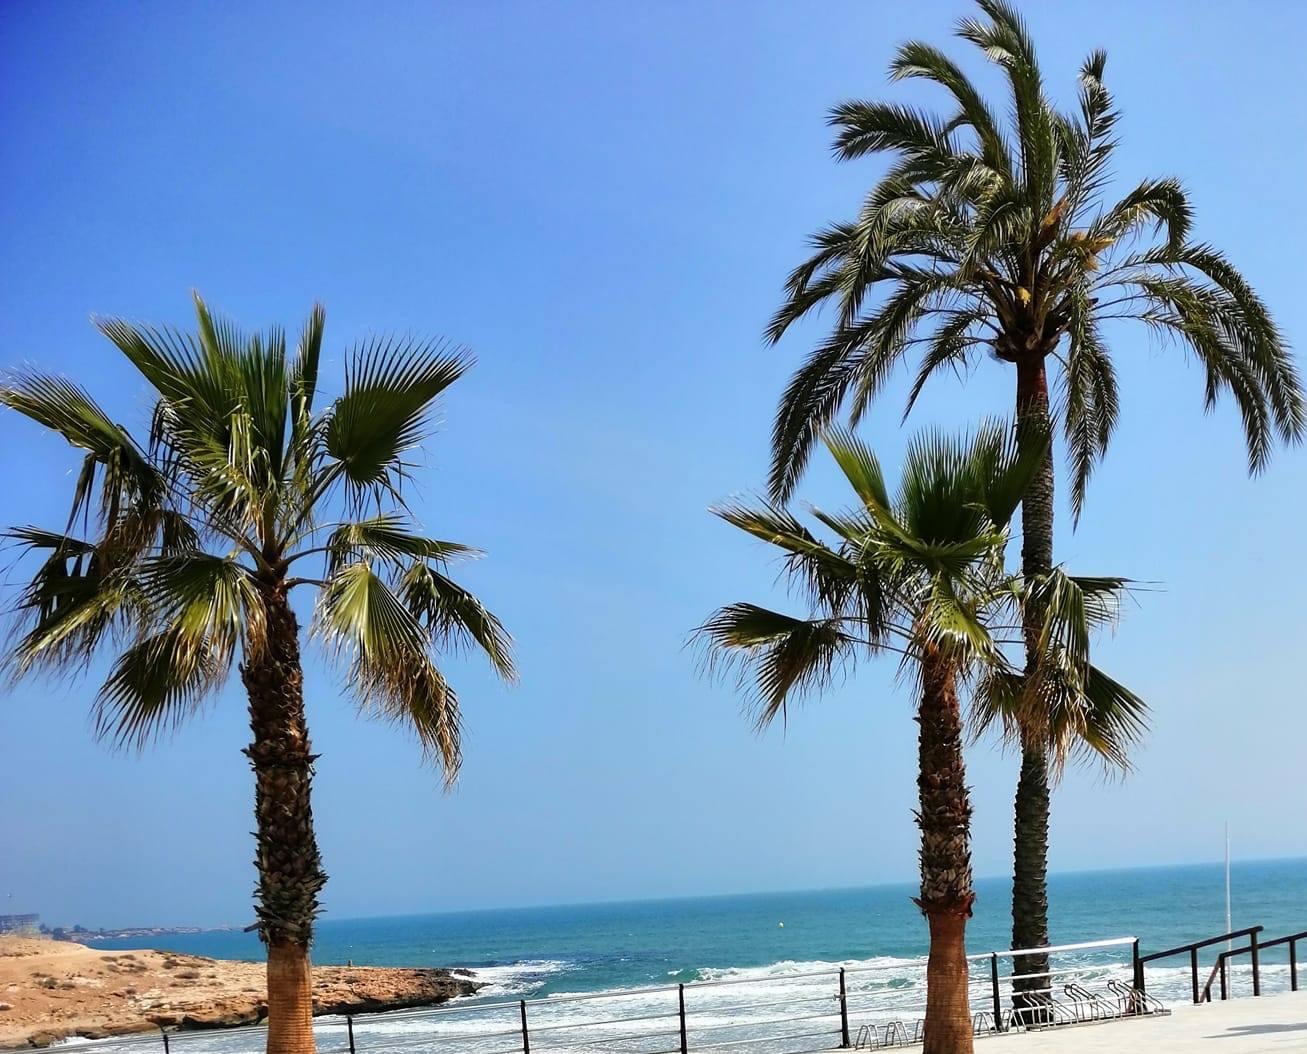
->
{"left": 678, "top": 983, "right": 689, "bottom": 1054}
{"left": 1190, "top": 946, "right": 1200, "bottom": 1005}
{"left": 990, "top": 954, "right": 1003, "bottom": 1033}
{"left": 838, "top": 968, "right": 850, "bottom": 1048}
{"left": 346, "top": 1014, "right": 356, "bottom": 1054}
{"left": 519, "top": 999, "right": 530, "bottom": 1054}
{"left": 161, "top": 1032, "right": 170, "bottom": 1054}
{"left": 1250, "top": 929, "right": 1260, "bottom": 996}
{"left": 1132, "top": 939, "right": 1144, "bottom": 996}
{"left": 1219, "top": 957, "right": 1228, "bottom": 1001}
{"left": 1290, "top": 938, "right": 1299, "bottom": 993}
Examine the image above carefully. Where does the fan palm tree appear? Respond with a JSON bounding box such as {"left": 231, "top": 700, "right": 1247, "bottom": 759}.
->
{"left": 762, "top": 0, "right": 1303, "bottom": 1001}
{"left": 0, "top": 295, "right": 515, "bottom": 1054}
{"left": 696, "top": 422, "right": 1141, "bottom": 1053}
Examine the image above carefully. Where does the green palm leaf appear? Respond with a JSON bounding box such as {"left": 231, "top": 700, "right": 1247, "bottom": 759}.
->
{"left": 325, "top": 337, "right": 472, "bottom": 492}
{"left": 325, "top": 513, "right": 481, "bottom": 572}
{"left": 399, "top": 561, "right": 516, "bottom": 682}
{"left": 95, "top": 626, "right": 226, "bottom": 749}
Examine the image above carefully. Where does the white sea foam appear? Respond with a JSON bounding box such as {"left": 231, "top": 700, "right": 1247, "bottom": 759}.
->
{"left": 696, "top": 954, "right": 917, "bottom": 983}
{"left": 42, "top": 952, "right": 1304, "bottom": 1054}
{"left": 463, "top": 958, "right": 577, "bottom": 998}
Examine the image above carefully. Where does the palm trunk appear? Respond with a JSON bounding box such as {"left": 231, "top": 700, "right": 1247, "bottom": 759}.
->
{"left": 242, "top": 585, "right": 327, "bottom": 1054}
{"left": 915, "top": 649, "right": 975, "bottom": 1054}
{"left": 1012, "top": 355, "right": 1054, "bottom": 1014}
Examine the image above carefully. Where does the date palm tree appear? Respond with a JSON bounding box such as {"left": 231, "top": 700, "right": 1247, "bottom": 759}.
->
{"left": 763, "top": 0, "right": 1302, "bottom": 1001}
{"left": 696, "top": 422, "right": 1141, "bottom": 1053}
{"left": 0, "top": 295, "right": 515, "bottom": 1054}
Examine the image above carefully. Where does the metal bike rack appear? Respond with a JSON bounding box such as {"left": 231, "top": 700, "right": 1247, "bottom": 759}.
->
{"left": 1106, "top": 977, "right": 1170, "bottom": 1017}
{"left": 1064, "top": 982, "right": 1122, "bottom": 1022}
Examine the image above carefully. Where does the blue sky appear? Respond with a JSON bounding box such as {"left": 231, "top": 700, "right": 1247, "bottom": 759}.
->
{"left": 2, "top": 1, "right": 1305, "bottom": 929}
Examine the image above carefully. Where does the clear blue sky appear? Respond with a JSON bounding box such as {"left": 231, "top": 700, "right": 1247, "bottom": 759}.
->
{"left": 2, "top": 1, "right": 1304, "bottom": 929}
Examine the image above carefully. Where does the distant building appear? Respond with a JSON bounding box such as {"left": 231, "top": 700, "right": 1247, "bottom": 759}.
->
{"left": 0, "top": 913, "right": 40, "bottom": 934}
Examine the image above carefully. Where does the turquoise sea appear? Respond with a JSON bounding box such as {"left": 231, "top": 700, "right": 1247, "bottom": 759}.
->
{"left": 94, "top": 858, "right": 1306, "bottom": 1004}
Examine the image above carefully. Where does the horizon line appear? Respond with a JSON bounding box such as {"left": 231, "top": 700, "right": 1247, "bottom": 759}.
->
{"left": 264, "top": 852, "right": 1304, "bottom": 930}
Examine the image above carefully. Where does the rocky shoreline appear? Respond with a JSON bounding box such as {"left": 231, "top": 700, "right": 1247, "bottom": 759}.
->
{"left": 0, "top": 938, "right": 482, "bottom": 1049}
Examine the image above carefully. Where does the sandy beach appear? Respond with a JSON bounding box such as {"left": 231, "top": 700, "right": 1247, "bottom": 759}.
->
{"left": 0, "top": 938, "right": 479, "bottom": 1050}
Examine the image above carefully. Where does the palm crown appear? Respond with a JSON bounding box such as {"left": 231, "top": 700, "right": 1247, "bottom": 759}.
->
{"left": 698, "top": 423, "right": 1144, "bottom": 766}
{"left": 765, "top": 0, "right": 1303, "bottom": 513}
{"left": 2, "top": 294, "right": 514, "bottom": 777}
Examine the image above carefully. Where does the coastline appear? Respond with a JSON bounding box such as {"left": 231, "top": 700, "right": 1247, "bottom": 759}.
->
{"left": 0, "top": 939, "right": 480, "bottom": 1050}
{"left": 66, "top": 858, "right": 1307, "bottom": 1005}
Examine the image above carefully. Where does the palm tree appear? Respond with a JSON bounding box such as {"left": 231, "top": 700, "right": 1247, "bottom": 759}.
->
{"left": 696, "top": 422, "right": 1140, "bottom": 1053}
{"left": 762, "top": 0, "right": 1303, "bottom": 1002}
{"left": 0, "top": 295, "right": 515, "bottom": 1054}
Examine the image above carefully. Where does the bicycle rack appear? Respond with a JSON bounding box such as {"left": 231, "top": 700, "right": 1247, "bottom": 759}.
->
{"left": 853, "top": 974, "right": 1167, "bottom": 1049}
{"left": 1106, "top": 977, "right": 1170, "bottom": 1017}
{"left": 853, "top": 1023, "right": 881, "bottom": 1049}
{"left": 1007, "top": 997, "right": 1079, "bottom": 1031}
{"left": 1064, "top": 981, "right": 1122, "bottom": 1022}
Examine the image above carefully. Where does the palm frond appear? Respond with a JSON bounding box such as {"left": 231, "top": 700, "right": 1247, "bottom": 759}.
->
{"left": 1060, "top": 286, "right": 1118, "bottom": 521}
{"left": 4, "top": 531, "right": 134, "bottom": 677}
{"left": 1096, "top": 177, "right": 1191, "bottom": 252}
{"left": 94, "top": 626, "right": 226, "bottom": 749}
{"left": 902, "top": 312, "right": 987, "bottom": 421}
{"left": 0, "top": 372, "right": 161, "bottom": 531}
{"left": 325, "top": 514, "right": 481, "bottom": 573}
{"left": 695, "top": 603, "right": 858, "bottom": 730}
{"left": 889, "top": 40, "right": 1009, "bottom": 174}
{"left": 360, "top": 653, "right": 463, "bottom": 783}
{"left": 822, "top": 428, "right": 891, "bottom": 513}
{"left": 770, "top": 315, "right": 907, "bottom": 502}
{"left": 1055, "top": 663, "right": 1148, "bottom": 771}
{"left": 918, "top": 579, "right": 1000, "bottom": 667}
{"left": 137, "top": 553, "right": 266, "bottom": 661}
{"left": 290, "top": 304, "right": 325, "bottom": 444}
{"left": 324, "top": 336, "right": 472, "bottom": 496}
{"left": 827, "top": 101, "right": 957, "bottom": 166}
{"left": 315, "top": 561, "right": 480, "bottom": 781}
{"left": 963, "top": 416, "right": 1046, "bottom": 528}
{"left": 765, "top": 223, "right": 861, "bottom": 345}
{"left": 711, "top": 498, "right": 859, "bottom": 612}
{"left": 958, "top": 0, "right": 1055, "bottom": 208}
{"left": 398, "top": 560, "right": 516, "bottom": 682}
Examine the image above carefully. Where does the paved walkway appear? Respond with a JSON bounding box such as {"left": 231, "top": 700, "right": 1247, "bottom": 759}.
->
{"left": 983, "top": 993, "right": 1305, "bottom": 1052}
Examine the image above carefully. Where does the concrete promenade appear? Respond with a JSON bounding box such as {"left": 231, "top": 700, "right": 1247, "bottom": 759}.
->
{"left": 984, "top": 992, "right": 1305, "bottom": 1052}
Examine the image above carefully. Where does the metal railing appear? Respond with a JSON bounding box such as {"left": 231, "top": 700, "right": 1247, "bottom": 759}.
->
{"left": 1135, "top": 922, "right": 1305, "bottom": 1006}
{"left": 1200, "top": 928, "right": 1307, "bottom": 1003}
{"left": 7, "top": 934, "right": 1190, "bottom": 1054}
{"left": 1137, "top": 926, "right": 1262, "bottom": 1005}
{"left": 988, "top": 936, "right": 1160, "bottom": 1032}
{"left": 37, "top": 935, "right": 1164, "bottom": 1054}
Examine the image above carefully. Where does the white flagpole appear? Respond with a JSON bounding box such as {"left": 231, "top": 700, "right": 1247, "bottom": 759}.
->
{"left": 1225, "top": 822, "right": 1232, "bottom": 951}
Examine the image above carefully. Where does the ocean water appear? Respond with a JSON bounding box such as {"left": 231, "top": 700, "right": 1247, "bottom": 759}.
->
{"left": 76, "top": 858, "right": 1306, "bottom": 1054}
{"left": 93, "top": 858, "right": 1306, "bottom": 997}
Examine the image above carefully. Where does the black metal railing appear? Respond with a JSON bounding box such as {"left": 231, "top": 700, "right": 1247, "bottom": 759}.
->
{"left": 1201, "top": 928, "right": 1307, "bottom": 1003}
{"left": 1135, "top": 923, "right": 1307, "bottom": 1006}
{"left": 1136, "top": 926, "right": 1262, "bottom": 1004}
